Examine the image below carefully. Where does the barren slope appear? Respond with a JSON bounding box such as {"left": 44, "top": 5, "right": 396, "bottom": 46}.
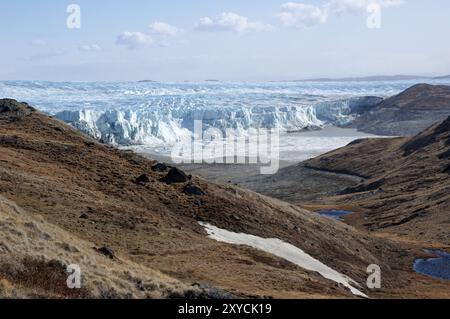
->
{"left": 0, "top": 195, "right": 196, "bottom": 299}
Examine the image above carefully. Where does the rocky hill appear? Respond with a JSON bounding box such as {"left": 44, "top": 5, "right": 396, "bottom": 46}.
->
{"left": 349, "top": 84, "right": 450, "bottom": 136}
{"left": 306, "top": 115, "right": 450, "bottom": 246}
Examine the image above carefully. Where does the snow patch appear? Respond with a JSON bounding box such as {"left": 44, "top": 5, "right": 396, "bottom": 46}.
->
{"left": 199, "top": 222, "right": 368, "bottom": 298}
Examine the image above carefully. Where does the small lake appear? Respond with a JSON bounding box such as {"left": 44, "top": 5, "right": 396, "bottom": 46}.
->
{"left": 318, "top": 210, "right": 353, "bottom": 221}
{"left": 414, "top": 250, "right": 450, "bottom": 281}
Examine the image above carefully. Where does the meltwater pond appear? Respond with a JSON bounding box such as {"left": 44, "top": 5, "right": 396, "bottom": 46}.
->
{"left": 414, "top": 250, "right": 450, "bottom": 281}
{"left": 318, "top": 210, "right": 353, "bottom": 221}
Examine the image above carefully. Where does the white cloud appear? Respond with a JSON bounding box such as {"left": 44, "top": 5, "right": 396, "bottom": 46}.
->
{"left": 116, "top": 32, "right": 154, "bottom": 50}
{"left": 79, "top": 43, "right": 102, "bottom": 52}
{"left": 328, "top": 0, "right": 372, "bottom": 14}
{"left": 327, "top": 0, "right": 404, "bottom": 15}
{"left": 116, "top": 22, "right": 181, "bottom": 50}
{"left": 149, "top": 22, "right": 181, "bottom": 37}
{"left": 278, "top": 0, "right": 404, "bottom": 27}
{"left": 30, "top": 39, "right": 48, "bottom": 47}
{"left": 277, "top": 3, "right": 328, "bottom": 28}
{"left": 195, "top": 12, "right": 274, "bottom": 34}
{"left": 380, "top": 0, "right": 404, "bottom": 8}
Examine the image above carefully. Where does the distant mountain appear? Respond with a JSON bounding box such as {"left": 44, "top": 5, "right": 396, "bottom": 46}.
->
{"left": 298, "top": 75, "right": 429, "bottom": 82}
{"left": 433, "top": 75, "right": 450, "bottom": 80}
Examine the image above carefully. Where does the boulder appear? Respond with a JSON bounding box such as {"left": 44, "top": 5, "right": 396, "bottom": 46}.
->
{"left": 162, "top": 168, "right": 189, "bottom": 184}
{"left": 151, "top": 163, "right": 169, "bottom": 172}
{"left": 0, "top": 101, "right": 20, "bottom": 113}
{"left": 0, "top": 99, "right": 33, "bottom": 118}
{"left": 135, "top": 174, "right": 150, "bottom": 185}
{"left": 183, "top": 184, "right": 205, "bottom": 196}
{"left": 95, "top": 247, "right": 115, "bottom": 259}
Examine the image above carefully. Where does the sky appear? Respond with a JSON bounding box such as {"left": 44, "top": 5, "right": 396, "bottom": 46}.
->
{"left": 0, "top": 0, "right": 449, "bottom": 81}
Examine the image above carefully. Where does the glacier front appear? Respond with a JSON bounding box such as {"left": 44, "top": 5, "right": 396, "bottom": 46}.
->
{"left": 55, "top": 96, "right": 382, "bottom": 146}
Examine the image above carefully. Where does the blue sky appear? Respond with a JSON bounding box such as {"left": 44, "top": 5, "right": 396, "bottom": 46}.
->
{"left": 0, "top": 0, "right": 449, "bottom": 81}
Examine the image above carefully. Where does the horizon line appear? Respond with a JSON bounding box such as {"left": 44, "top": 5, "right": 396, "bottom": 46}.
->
{"left": 1, "top": 73, "right": 450, "bottom": 83}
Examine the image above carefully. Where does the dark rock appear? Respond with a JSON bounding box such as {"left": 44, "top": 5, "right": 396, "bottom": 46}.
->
{"left": 135, "top": 174, "right": 150, "bottom": 185}
{"left": 95, "top": 247, "right": 116, "bottom": 259}
{"left": 183, "top": 184, "right": 205, "bottom": 196}
{"left": 79, "top": 213, "right": 89, "bottom": 219}
{"left": 193, "top": 199, "right": 202, "bottom": 206}
{"left": 162, "top": 168, "right": 188, "bottom": 184}
{"left": 151, "top": 163, "right": 169, "bottom": 172}
{"left": 0, "top": 100, "right": 21, "bottom": 113}
{"left": 0, "top": 99, "right": 33, "bottom": 117}
{"left": 231, "top": 214, "right": 240, "bottom": 221}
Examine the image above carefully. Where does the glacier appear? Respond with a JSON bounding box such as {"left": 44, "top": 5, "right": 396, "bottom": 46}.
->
{"left": 55, "top": 96, "right": 382, "bottom": 146}
{"left": 5, "top": 79, "right": 442, "bottom": 148}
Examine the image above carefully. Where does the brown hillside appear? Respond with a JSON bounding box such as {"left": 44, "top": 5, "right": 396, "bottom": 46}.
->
{"left": 307, "top": 116, "right": 450, "bottom": 246}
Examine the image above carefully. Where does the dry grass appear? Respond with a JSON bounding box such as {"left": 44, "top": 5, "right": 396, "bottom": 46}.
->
{"left": 0, "top": 195, "right": 192, "bottom": 299}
